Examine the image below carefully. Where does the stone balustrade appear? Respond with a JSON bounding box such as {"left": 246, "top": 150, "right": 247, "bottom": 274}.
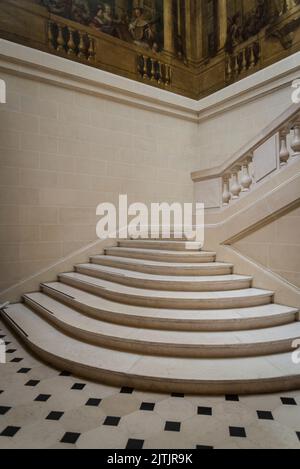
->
{"left": 48, "top": 20, "right": 96, "bottom": 62}
{"left": 221, "top": 114, "right": 300, "bottom": 206}
{"left": 138, "top": 55, "right": 172, "bottom": 87}
{"left": 226, "top": 39, "right": 260, "bottom": 83}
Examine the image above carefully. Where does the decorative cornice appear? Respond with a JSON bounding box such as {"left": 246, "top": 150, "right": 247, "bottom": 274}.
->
{"left": 0, "top": 40, "right": 300, "bottom": 125}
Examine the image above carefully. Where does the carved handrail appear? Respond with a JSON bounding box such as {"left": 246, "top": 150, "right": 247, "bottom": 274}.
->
{"left": 192, "top": 104, "right": 300, "bottom": 182}
{"left": 192, "top": 104, "right": 300, "bottom": 207}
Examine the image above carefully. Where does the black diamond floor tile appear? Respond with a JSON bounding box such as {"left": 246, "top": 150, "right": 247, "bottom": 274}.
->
{"left": 164, "top": 421, "right": 181, "bottom": 432}
{"left": 171, "top": 393, "right": 185, "bottom": 398}
{"left": 17, "top": 368, "right": 31, "bottom": 374}
{"left": 281, "top": 397, "right": 297, "bottom": 406}
{"left": 1, "top": 426, "right": 21, "bottom": 437}
{"left": 198, "top": 406, "right": 212, "bottom": 416}
{"left": 126, "top": 438, "right": 144, "bottom": 449}
{"left": 60, "top": 432, "right": 80, "bottom": 444}
{"left": 71, "top": 383, "right": 86, "bottom": 390}
{"left": 229, "top": 426, "right": 247, "bottom": 438}
{"left": 140, "top": 402, "right": 155, "bottom": 411}
{"left": 196, "top": 444, "right": 214, "bottom": 449}
{"left": 46, "top": 411, "right": 64, "bottom": 421}
{"left": 35, "top": 394, "right": 51, "bottom": 402}
{"left": 10, "top": 358, "right": 23, "bottom": 363}
{"left": 0, "top": 406, "right": 11, "bottom": 415}
{"left": 257, "top": 410, "right": 274, "bottom": 420}
{"left": 85, "top": 398, "right": 101, "bottom": 407}
{"left": 103, "top": 416, "right": 121, "bottom": 426}
{"left": 120, "top": 387, "right": 134, "bottom": 394}
{"left": 25, "top": 380, "right": 40, "bottom": 387}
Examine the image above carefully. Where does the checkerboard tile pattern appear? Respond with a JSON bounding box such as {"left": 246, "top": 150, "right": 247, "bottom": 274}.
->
{"left": 0, "top": 319, "right": 300, "bottom": 449}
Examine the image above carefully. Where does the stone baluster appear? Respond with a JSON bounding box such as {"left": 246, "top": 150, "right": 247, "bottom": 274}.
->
{"left": 142, "top": 55, "right": 148, "bottom": 79}
{"left": 234, "top": 55, "right": 239, "bottom": 77}
{"left": 87, "top": 35, "right": 95, "bottom": 62}
{"left": 230, "top": 166, "right": 242, "bottom": 199}
{"left": 165, "top": 65, "right": 171, "bottom": 86}
{"left": 48, "top": 21, "right": 54, "bottom": 49}
{"left": 249, "top": 44, "right": 255, "bottom": 68}
{"left": 56, "top": 24, "right": 65, "bottom": 52}
{"left": 241, "top": 155, "right": 253, "bottom": 191}
{"left": 279, "top": 129, "right": 290, "bottom": 166}
{"left": 78, "top": 32, "right": 86, "bottom": 59}
{"left": 241, "top": 48, "right": 247, "bottom": 72}
{"left": 226, "top": 56, "right": 232, "bottom": 80}
{"left": 222, "top": 174, "right": 231, "bottom": 206}
{"left": 291, "top": 120, "right": 300, "bottom": 157}
{"left": 150, "top": 59, "right": 155, "bottom": 81}
{"left": 157, "top": 61, "right": 162, "bottom": 84}
{"left": 67, "top": 27, "right": 76, "bottom": 56}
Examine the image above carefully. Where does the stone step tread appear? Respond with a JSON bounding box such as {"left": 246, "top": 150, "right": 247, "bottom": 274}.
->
{"left": 23, "top": 292, "right": 300, "bottom": 346}
{"left": 107, "top": 247, "right": 216, "bottom": 257}
{"left": 76, "top": 263, "right": 252, "bottom": 283}
{"left": 41, "top": 281, "right": 297, "bottom": 322}
{"left": 118, "top": 240, "right": 203, "bottom": 251}
{"left": 58, "top": 272, "right": 273, "bottom": 300}
{"left": 92, "top": 255, "right": 232, "bottom": 269}
{"left": 2, "top": 303, "right": 299, "bottom": 383}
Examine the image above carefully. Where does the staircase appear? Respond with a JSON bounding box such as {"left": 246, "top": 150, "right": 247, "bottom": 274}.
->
{"left": 1, "top": 238, "right": 300, "bottom": 395}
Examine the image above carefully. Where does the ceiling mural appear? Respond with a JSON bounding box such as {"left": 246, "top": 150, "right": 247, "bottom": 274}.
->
{"left": 41, "top": 0, "right": 164, "bottom": 52}
{"left": 1, "top": 1, "right": 300, "bottom": 98}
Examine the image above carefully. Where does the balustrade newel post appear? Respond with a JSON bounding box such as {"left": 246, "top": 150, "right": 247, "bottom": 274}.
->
{"left": 56, "top": 24, "right": 65, "bottom": 52}
{"left": 222, "top": 174, "right": 232, "bottom": 206}
{"left": 241, "top": 155, "right": 253, "bottom": 191}
{"left": 230, "top": 166, "right": 242, "bottom": 199}
{"left": 279, "top": 129, "right": 290, "bottom": 166}
{"left": 291, "top": 121, "right": 300, "bottom": 157}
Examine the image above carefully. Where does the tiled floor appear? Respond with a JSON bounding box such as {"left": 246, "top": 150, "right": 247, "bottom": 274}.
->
{"left": 0, "top": 319, "right": 300, "bottom": 449}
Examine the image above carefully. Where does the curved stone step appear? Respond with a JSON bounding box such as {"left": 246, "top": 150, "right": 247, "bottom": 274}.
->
{"left": 118, "top": 240, "right": 203, "bottom": 251}
{"left": 23, "top": 292, "right": 300, "bottom": 358}
{"left": 105, "top": 247, "right": 216, "bottom": 263}
{"left": 41, "top": 281, "right": 298, "bottom": 331}
{"left": 58, "top": 272, "right": 273, "bottom": 309}
{"left": 2, "top": 303, "right": 300, "bottom": 395}
{"left": 75, "top": 263, "right": 252, "bottom": 292}
{"left": 91, "top": 255, "right": 233, "bottom": 276}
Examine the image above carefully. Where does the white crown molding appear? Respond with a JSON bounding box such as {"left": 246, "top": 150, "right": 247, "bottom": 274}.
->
{"left": 0, "top": 40, "right": 299, "bottom": 123}
{"left": 0, "top": 39, "right": 198, "bottom": 122}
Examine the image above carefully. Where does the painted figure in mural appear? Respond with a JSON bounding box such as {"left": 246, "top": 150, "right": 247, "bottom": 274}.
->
{"left": 42, "top": 0, "right": 70, "bottom": 16}
{"left": 242, "top": 0, "right": 268, "bottom": 39}
{"left": 71, "top": 0, "right": 90, "bottom": 25}
{"left": 128, "top": 8, "right": 156, "bottom": 49}
{"left": 225, "top": 13, "right": 242, "bottom": 53}
{"left": 90, "top": 3, "right": 121, "bottom": 37}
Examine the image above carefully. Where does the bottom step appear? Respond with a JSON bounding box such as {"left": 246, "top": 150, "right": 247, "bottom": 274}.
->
{"left": 2, "top": 304, "right": 300, "bottom": 395}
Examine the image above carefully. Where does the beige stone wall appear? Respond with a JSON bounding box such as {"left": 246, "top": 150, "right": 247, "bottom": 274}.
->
{"left": 0, "top": 71, "right": 197, "bottom": 292}
{"left": 234, "top": 206, "right": 300, "bottom": 288}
